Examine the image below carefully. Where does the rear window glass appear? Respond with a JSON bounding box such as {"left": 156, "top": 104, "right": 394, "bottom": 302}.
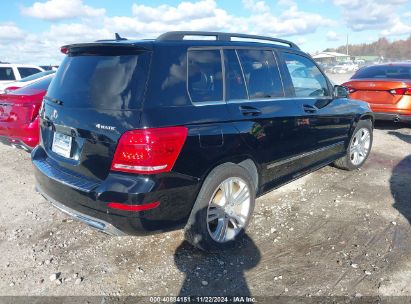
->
{"left": 237, "top": 49, "right": 284, "bottom": 99}
{"left": 225, "top": 49, "right": 247, "bottom": 100}
{"left": 0, "top": 67, "right": 15, "bottom": 81}
{"left": 46, "top": 52, "right": 151, "bottom": 109}
{"left": 353, "top": 65, "right": 411, "bottom": 79}
{"left": 187, "top": 50, "right": 223, "bottom": 103}
{"left": 18, "top": 67, "right": 42, "bottom": 78}
{"left": 15, "top": 75, "right": 53, "bottom": 95}
{"left": 19, "top": 70, "right": 54, "bottom": 82}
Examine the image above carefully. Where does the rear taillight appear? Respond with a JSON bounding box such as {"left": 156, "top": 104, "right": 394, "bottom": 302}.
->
{"left": 61, "top": 46, "right": 69, "bottom": 54}
{"left": 389, "top": 88, "right": 411, "bottom": 95}
{"left": 111, "top": 126, "right": 188, "bottom": 174}
{"left": 29, "top": 104, "right": 41, "bottom": 122}
{"left": 345, "top": 86, "right": 356, "bottom": 93}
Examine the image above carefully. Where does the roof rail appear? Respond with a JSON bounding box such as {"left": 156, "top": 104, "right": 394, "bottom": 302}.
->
{"left": 156, "top": 31, "right": 300, "bottom": 50}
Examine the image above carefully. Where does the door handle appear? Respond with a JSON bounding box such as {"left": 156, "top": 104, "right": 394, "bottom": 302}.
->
{"left": 240, "top": 105, "right": 262, "bottom": 116}
{"left": 303, "top": 104, "right": 317, "bottom": 114}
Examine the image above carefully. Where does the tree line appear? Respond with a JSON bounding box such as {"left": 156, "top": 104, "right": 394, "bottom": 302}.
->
{"left": 325, "top": 36, "right": 411, "bottom": 60}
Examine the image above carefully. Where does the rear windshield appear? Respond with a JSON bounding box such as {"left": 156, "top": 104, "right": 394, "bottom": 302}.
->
{"left": 353, "top": 65, "right": 411, "bottom": 80}
{"left": 46, "top": 51, "right": 151, "bottom": 109}
{"left": 14, "top": 75, "right": 54, "bottom": 95}
{"left": 19, "top": 70, "right": 55, "bottom": 82}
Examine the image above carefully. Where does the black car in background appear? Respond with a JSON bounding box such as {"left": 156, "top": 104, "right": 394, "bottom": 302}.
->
{"left": 32, "top": 31, "right": 374, "bottom": 251}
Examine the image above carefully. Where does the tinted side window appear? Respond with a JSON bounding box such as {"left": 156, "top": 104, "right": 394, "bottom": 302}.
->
{"left": 18, "top": 67, "right": 42, "bottom": 78}
{"left": 237, "top": 49, "right": 284, "bottom": 99}
{"left": 225, "top": 50, "right": 247, "bottom": 100}
{"left": 187, "top": 50, "right": 223, "bottom": 103}
{"left": 283, "top": 53, "right": 329, "bottom": 97}
{"left": 0, "top": 67, "right": 15, "bottom": 81}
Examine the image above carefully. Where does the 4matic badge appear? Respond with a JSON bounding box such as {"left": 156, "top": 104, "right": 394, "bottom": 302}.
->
{"left": 96, "top": 123, "right": 116, "bottom": 131}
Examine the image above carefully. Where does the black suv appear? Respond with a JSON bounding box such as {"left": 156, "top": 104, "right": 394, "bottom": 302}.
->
{"left": 32, "top": 31, "right": 373, "bottom": 251}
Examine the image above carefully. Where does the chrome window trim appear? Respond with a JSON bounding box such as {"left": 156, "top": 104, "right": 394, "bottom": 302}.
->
{"left": 186, "top": 46, "right": 329, "bottom": 107}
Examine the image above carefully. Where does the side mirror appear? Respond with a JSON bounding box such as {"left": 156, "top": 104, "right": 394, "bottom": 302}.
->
{"left": 333, "top": 85, "right": 349, "bottom": 98}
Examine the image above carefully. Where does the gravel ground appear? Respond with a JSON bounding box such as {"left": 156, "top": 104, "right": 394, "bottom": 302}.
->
{"left": 0, "top": 122, "right": 410, "bottom": 298}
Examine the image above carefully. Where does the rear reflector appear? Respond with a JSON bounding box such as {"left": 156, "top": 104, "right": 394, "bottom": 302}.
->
{"left": 111, "top": 126, "right": 188, "bottom": 174}
{"left": 107, "top": 201, "right": 160, "bottom": 212}
{"left": 389, "top": 88, "right": 411, "bottom": 95}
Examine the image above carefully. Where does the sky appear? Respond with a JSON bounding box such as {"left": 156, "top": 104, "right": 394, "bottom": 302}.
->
{"left": 0, "top": 0, "right": 411, "bottom": 64}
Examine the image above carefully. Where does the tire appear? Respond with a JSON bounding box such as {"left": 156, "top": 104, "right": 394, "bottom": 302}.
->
{"left": 334, "top": 119, "right": 373, "bottom": 171}
{"left": 184, "top": 163, "right": 256, "bottom": 252}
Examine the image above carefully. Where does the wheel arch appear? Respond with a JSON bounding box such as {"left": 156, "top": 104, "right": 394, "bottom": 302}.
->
{"left": 202, "top": 155, "right": 260, "bottom": 192}
{"left": 189, "top": 155, "right": 261, "bottom": 217}
{"left": 359, "top": 113, "right": 375, "bottom": 127}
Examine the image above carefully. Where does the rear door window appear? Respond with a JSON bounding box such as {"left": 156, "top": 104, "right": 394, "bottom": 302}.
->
{"left": 283, "top": 52, "right": 330, "bottom": 97}
{"left": 46, "top": 51, "right": 151, "bottom": 109}
{"left": 224, "top": 49, "right": 248, "bottom": 100}
{"left": 18, "top": 67, "right": 42, "bottom": 78}
{"left": 237, "top": 49, "right": 284, "bottom": 99}
{"left": 187, "top": 50, "right": 223, "bottom": 103}
{"left": 0, "top": 67, "right": 15, "bottom": 81}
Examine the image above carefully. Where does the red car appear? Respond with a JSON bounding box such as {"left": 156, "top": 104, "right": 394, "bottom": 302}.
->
{"left": 343, "top": 63, "right": 411, "bottom": 122}
{"left": 0, "top": 75, "right": 53, "bottom": 151}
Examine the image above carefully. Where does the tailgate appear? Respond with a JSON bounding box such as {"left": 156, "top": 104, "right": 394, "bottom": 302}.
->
{"left": 40, "top": 103, "right": 142, "bottom": 181}
{"left": 38, "top": 46, "right": 151, "bottom": 181}
{"left": 347, "top": 79, "right": 408, "bottom": 105}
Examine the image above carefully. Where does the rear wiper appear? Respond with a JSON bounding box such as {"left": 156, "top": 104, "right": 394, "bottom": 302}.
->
{"left": 44, "top": 96, "right": 64, "bottom": 106}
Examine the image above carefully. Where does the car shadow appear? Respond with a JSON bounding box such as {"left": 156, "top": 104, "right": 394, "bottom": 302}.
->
{"left": 174, "top": 230, "right": 261, "bottom": 296}
{"left": 390, "top": 151, "right": 411, "bottom": 226}
{"left": 388, "top": 131, "right": 411, "bottom": 145}
{"left": 374, "top": 121, "right": 409, "bottom": 131}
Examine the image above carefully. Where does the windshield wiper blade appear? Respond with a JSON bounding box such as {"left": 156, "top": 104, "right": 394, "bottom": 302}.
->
{"left": 44, "top": 96, "right": 64, "bottom": 106}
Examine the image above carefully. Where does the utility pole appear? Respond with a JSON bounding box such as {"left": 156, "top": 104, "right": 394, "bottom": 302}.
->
{"left": 346, "top": 33, "right": 349, "bottom": 56}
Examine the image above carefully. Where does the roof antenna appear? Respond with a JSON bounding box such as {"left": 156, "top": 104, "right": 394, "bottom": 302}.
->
{"left": 115, "top": 33, "right": 127, "bottom": 41}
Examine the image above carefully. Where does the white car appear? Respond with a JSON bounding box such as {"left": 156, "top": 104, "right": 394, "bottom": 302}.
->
{"left": 0, "top": 64, "right": 44, "bottom": 92}
{"left": 331, "top": 62, "right": 359, "bottom": 74}
{"left": 0, "top": 70, "right": 55, "bottom": 94}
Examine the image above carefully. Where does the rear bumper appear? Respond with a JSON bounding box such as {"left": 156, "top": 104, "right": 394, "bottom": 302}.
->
{"left": 32, "top": 146, "right": 201, "bottom": 235}
{"left": 0, "top": 118, "right": 39, "bottom": 150}
{"left": 36, "top": 184, "right": 126, "bottom": 236}
{"left": 373, "top": 112, "right": 411, "bottom": 122}
{"left": 0, "top": 135, "right": 33, "bottom": 152}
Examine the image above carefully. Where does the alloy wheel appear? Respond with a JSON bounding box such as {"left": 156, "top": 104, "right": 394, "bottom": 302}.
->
{"left": 350, "top": 127, "right": 371, "bottom": 166}
{"left": 206, "top": 177, "right": 251, "bottom": 243}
